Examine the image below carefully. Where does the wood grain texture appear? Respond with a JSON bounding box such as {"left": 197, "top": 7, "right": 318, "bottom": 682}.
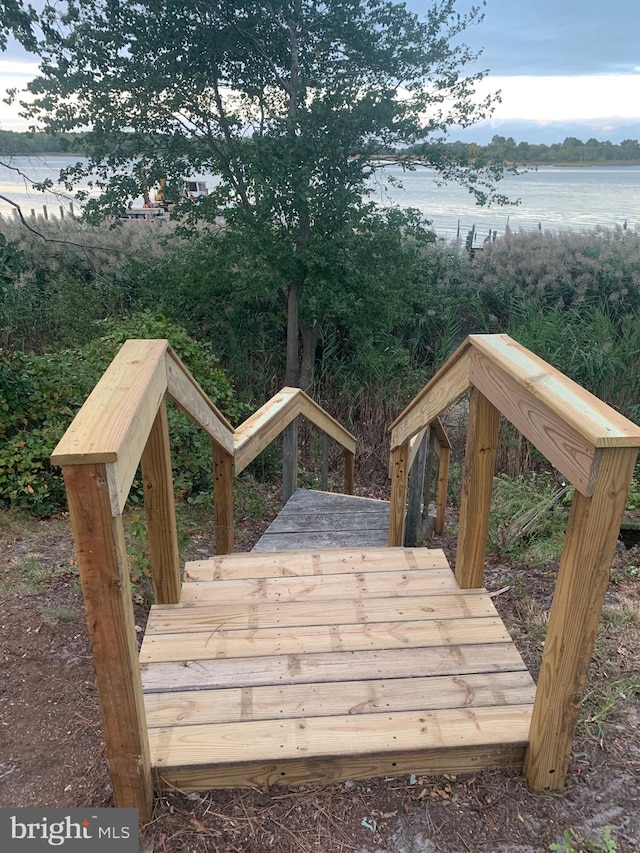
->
{"left": 165, "top": 347, "right": 235, "bottom": 454}
{"left": 524, "top": 447, "right": 638, "bottom": 790}
{"left": 143, "top": 589, "right": 497, "bottom": 635}
{"left": 63, "top": 464, "right": 153, "bottom": 820}
{"left": 469, "top": 334, "right": 640, "bottom": 448}
{"left": 234, "top": 389, "right": 299, "bottom": 475}
{"left": 469, "top": 349, "right": 598, "bottom": 495}
{"left": 143, "top": 671, "right": 536, "bottom": 727}
{"left": 179, "top": 566, "right": 458, "bottom": 605}
{"left": 390, "top": 343, "right": 471, "bottom": 449}
{"left": 141, "top": 642, "right": 524, "bottom": 693}
{"left": 140, "top": 401, "right": 180, "bottom": 605}
{"left": 140, "top": 616, "right": 510, "bottom": 663}
{"left": 52, "top": 339, "right": 168, "bottom": 515}
{"left": 435, "top": 445, "right": 450, "bottom": 535}
{"left": 455, "top": 388, "right": 500, "bottom": 589}
{"left": 213, "top": 443, "right": 234, "bottom": 556}
{"left": 153, "top": 742, "right": 527, "bottom": 791}
{"left": 388, "top": 441, "right": 410, "bottom": 546}
{"left": 254, "top": 489, "right": 390, "bottom": 551}
{"left": 185, "top": 546, "right": 450, "bottom": 581}
{"left": 147, "top": 705, "right": 533, "bottom": 769}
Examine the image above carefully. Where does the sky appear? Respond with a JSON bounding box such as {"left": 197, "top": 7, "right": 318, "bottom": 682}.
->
{"left": 1, "top": 0, "right": 639, "bottom": 144}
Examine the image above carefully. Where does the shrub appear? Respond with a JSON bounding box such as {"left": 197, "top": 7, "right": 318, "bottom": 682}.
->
{"left": 0, "top": 312, "right": 241, "bottom": 515}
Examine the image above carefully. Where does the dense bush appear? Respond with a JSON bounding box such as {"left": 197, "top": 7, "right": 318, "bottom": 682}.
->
{"left": 0, "top": 312, "right": 241, "bottom": 515}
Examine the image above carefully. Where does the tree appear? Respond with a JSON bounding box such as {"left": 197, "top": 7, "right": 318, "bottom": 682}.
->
{"left": 21, "top": 0, "right": 504, "bottom": 386}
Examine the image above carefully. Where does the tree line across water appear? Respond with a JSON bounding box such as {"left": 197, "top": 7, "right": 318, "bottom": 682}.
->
{"left": 3, "top": 129, "right": 640, "bottom": 166}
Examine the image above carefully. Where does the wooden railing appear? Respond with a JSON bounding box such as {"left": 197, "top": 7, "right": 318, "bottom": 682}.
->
{"left": 50, "top": 338, "right": 356, "bottom": 818}
{"left": 388, "top": 333, "right": 640, "bottom": 792}
{"left": 402, "top": 419, "right": 451, "bottom": 546}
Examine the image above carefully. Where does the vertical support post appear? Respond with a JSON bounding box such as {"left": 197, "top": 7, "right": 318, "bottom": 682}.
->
{"left": 420, "top": 427, "right": 438, "bottom": 539}
{"left": 42, "top": 205, "right": 48, "bottom": 220}
{"left": 62, "top": 463, "right": 153, "bottom": 821}
{"left": 388, "top": 439, "right": 410, "bottom": 546}
{"left": 140, "top": 400, "right": 180, "bottom": 605}
{"left": 282, "top": 417, "right": 298, "bottom": 504}
{"left": 434, "top": 444, "right": 450, "bottom": 535}
{"left": 213, "top": 441, "right": 234, "bottom": 555}
{"left": 321, "top": 433, "right": 329, "bottom": 491}
{"left": 525, "top": 447, "right": 638, "bottom": 790}
{"left": 404, "top": 429, "right": 428, "bottom": 547}
{"left": 455, "top": 387, "right": 500, "bottom": 589}
{"left": 344, "top": 447, "right": 355, "bottom": 495}
{"left": 59, "top": 205, "right": 65, "bottom": 219}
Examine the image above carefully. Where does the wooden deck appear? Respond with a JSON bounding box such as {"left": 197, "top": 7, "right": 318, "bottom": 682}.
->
{"left": 140, "top": 491, "right": 536, "bottom": 792}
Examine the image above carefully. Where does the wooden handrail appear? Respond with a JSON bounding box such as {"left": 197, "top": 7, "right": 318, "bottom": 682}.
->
{"left": 387, "top": 333, "right": 640, "bottom": 794}
{"left": 51, "top": 339, "right": 358, "bottom": 821}
{"left": 234, "top": 386, "right": 356, "bottom": 498}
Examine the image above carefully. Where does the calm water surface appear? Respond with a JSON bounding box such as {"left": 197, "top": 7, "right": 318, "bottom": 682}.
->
{"left": 1, "top": 155, "right": 638, "bottom": 240}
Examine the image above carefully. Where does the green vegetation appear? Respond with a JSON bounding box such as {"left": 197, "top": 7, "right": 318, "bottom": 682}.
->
{"left": 549, "top": 826, "right": 618, "bottom": 853}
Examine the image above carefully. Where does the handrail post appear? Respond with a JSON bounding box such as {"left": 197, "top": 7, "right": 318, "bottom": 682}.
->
{"left": 388, "top": 439, "right": 410, "bottom": 546}
{"left": 434, "top": 441, "right": 450, "bottom": 535}
{"left": 62, "top": 463, "right": 153, "bottom": 821}
{"left": 404, "top": 428, "right": 428, "bottom": 547}
{"left": 321, "top": 434, "right": 329, "bottom": 491}
{"left": 213, "top": 442, "right": 234, "bottom": 554}
{"left": 344, "top": 447, "right": 355, "bottom": 495}
{"left": 140, "top": 401, "right": 181, "bottom": 604}
{"left": 455, "top": 387, "right": 500, "bottom": 589}
{"left": 282, "top": 417, "right": 298, "bottom": 504}
{"left": 525, "top": 447, "right": 638, "bottom": 790}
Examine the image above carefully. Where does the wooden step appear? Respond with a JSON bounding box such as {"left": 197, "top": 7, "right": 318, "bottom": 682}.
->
{"left": 140, "top": 546, "right": 536, "bottom": 792}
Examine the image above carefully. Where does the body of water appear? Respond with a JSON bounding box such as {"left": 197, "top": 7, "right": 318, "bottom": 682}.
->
{"left": 1, "top": 155, "right": 638, "bottom": 241}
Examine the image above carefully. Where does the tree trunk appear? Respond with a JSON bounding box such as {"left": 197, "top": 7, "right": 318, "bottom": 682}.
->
{"left": 299, "top": 321, "right": 319, "bottom": 391}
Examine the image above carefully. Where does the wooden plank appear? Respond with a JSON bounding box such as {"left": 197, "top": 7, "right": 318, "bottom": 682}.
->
{"left": 185, "top": 547, "right": 451, "bottom": 581}
{"left": 469, "top": 349, "right": 598, "bottom": 495}
{"left": 141, "top": 642, "right": 525, "bottom": 692}
{"left": 179, "top": 567, "right": 458, "bottom": 606}
{"left": 62, "top": 464, "right": 153, "bottom": 820}
{"left": 262, "top": 509, "right": 389, "bottom": 535}
{"left": 140, "top": 401, "right": 181, "bottom": 605}
{"left": 234, "top": 389, "right": 300, "bottom": 474}
{"left": 213, "top": 443, "right": 234, "bottom": 555}
{"left": 140, "top": 616, "right": 511, "bottom": 663}
{"left": 469, "top": 334, "right": 640, "bottom": 449}
{"left": 405, "top": 429, "right": 428, "bottom": 547}
{"left": 455, "top": 388, "right": 500, "bottom": 589}
{"left": 147, "top": 705, "right": 533, "bottom": 770}
{"left": 271, "top": 489, "right": 386, "bottom": 514}
{"left": 52, "top": 339, "right": 168, "bottom": 515}
{"left": 153, "top": 742, "right": 527, "bottom": 791}
{"left": 435, "top": 446, "right": 450, "bottom": 535}
{"left": 390, "top": 343, "right": 471, "bottom": 449}
{"left": 282, "top": 418, "right": 298, "bottom": 504}
{"left": 255, "top": 529, "right": 389, "bottom": 550}
{"left": 388, "top": 441, "right": 410, "bottom": 546}
{"left": 165, "top": 347, "right": 235, "bottom": 455}
{"left": 145, "top": 589, "right": 497, "bottom": 635}
{"left": 525, "top": 447, "right": 638, "bottom": 790}
{"left": 143, "top": 671, "right": 537, "bottom": 727}
{"left": 344, "top": 448, "right": 355, "bottom": 495}
{"left": 297, "top": 391, "right": 357, "bottom": 454}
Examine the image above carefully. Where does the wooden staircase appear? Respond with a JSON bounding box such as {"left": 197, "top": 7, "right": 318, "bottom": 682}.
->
{"left": 51, "top": 335, "right": 640, "bottom": 821}
{"left": 139, "top": 491, "right": 536, "bottom": 791}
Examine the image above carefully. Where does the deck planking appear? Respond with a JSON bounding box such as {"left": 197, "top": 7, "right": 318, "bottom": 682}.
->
{"left": 253, "top": 488, "right": 390, "bottom": 550}
{"left": 140, "top": 490, "right": 536, "bottom": 792}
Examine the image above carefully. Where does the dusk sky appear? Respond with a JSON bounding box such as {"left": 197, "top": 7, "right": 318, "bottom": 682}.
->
{"left": 1, "top": 0, "right": 639, "bottom": 143}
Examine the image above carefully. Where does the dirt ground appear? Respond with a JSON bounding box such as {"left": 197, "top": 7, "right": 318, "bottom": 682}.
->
{"left": 1, "top": 505, "right": 640, "bottom": 853}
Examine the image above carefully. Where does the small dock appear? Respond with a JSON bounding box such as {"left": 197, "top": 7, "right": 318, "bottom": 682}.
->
{"left": 139, "top": 489, "right": 535, "bottom": 792}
